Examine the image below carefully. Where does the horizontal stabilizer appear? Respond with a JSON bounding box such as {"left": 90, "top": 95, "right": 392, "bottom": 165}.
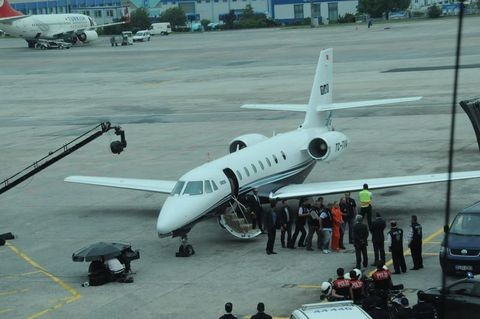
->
{"left": 241, "top": 104, "right": 308, "bottom": 112}
{"left": 270, "top": 170, "right": 480, "bottom": 199}
{"left": 65, "top": 176, "right": 176, "bottom": 194}
{"left": 318, "top": 96, "right": 423, "bottom": 112}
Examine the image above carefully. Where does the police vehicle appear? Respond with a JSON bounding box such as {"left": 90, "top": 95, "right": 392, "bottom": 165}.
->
{"left": 290, "top": 301, "right": 372, "bottom": 319}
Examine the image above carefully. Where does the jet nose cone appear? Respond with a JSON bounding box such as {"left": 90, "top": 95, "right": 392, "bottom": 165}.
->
{"left": 156, "top": 197, "right": 182, "bottom": 236}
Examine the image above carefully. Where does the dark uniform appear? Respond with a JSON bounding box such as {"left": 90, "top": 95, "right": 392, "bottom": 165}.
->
{"left": 412, "top": 301, "right": 438, "bottom": 319}
{"left": 388, "top": 225, "right": 407, "bottom": 274}
{"left": 219, "top": 314, "right": 237, "bottom": 319}
{"left": 409, "top": 221, "right": 423, "bottom": 270}
{"left": 279, "top": 203, "right": 294, "bottom": 248}
{"left": 332, "top": 277, "right": 351, "bottom": 300}
{"left": 371, "top": 215, "right": 386, "bottom": 266}
{"left": 290, "top": 204, "right": 308, "bottom": 248}
{"left": 353, "top": 218, "right": 369, "bottom": 268}
{"left": 340, "top": 195, "right": 357, "bottom": 244}
{"left": 264, "top": 205, "right": 278, "bottom": 254}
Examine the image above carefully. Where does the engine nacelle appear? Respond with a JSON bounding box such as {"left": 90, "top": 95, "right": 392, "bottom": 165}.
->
{"left": 229, "top": 134, "right": 268, "bottom": 153}
{"left": 307, "top": 131, "right": 349, "bottom": 161}
{"left": 77, "top": 30, "right": 98, "bottom": 42}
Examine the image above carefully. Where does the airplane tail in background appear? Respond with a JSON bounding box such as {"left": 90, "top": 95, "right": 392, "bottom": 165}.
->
{"left": 302, "top": 48, "right": 333, "bottom": 129}
{"left": 0, "top": 0, "right": 24, "bottom": 18}
{"left": 241, "top": 49, "right": 422, "bottom": 127}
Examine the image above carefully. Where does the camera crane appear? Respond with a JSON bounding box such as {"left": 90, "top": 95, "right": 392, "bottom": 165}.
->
{"left": 0, "top": 121, "right": 126, "bottom": 196}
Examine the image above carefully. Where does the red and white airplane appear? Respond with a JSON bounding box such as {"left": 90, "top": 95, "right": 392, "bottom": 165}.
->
{"left": 0, "top": 0, "right": 125, "bottom": 48}
{"left": 66, "top": 49, "right": 480, "bottom": 256}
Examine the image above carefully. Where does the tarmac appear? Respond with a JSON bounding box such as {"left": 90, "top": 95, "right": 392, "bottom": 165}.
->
{"left": 1, "top": 16, "right": 480, "bottom": 318}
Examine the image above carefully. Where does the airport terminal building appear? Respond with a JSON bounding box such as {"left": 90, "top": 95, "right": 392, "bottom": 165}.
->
{"left": 10, "top": 0, "right": 359, "bottom": 24}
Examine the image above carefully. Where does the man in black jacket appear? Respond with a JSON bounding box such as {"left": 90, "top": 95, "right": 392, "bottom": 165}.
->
{"left": 279, "top": 199, "right": 294, "bottom": 248}
{"left": 388, "top": 221, "right": 407, "bottom": 274}
{"left": 219, "top": 302, "right": 238, "bottom": 319}
{"left": 289, "top": 198, "right": 309, "bottom": 248}
{"left": 246, "top": 189, "right": 264, "bottom": 232}
{"left": 251, "top": 302, "right": 272, "bottom": 319}
{"left": 264, "top": 201, "right": 279, "bottom": 255}
{"left": 353, "top": 215, "right": 369, "bottom": 269}
{"left": 370, "top": 212, "right": 386, "bottom": 266}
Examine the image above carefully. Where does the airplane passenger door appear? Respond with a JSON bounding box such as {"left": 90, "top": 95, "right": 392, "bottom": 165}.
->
{"left": 222, "top": 168, "right": 239, "bottom": 198}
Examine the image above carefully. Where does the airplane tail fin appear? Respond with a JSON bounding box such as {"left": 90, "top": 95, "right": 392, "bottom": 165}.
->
{"left": 302, "top": 48, "right": 333, "bottom": 129}
{"left": 0, "top": 0, "right": 24, "bottom": 18}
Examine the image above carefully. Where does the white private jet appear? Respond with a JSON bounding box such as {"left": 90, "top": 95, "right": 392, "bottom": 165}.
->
{"left": 0, "top": 0, "right": 125, "bottom": 48}
{"left": 66, "top": 49, "right": 480, "bottom": 256}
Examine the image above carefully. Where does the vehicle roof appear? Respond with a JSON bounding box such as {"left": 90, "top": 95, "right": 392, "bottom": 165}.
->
{"left": 294, "top": 301, "right": 371, "bottom": 319}
{"left": 460, "top": 201, "right": 480, "bottom": 214}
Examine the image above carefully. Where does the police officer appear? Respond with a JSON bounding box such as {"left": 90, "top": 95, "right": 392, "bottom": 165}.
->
{"left": 358, "top": 184, "right": 373, "bottom": 229}
{"left": 349, "top": 270, "right": 365, "bottom": 304}
{"left": 407, "top": 215, "right": 424, "bottom": 270}
{"left": 388, "top": 221, "right": 407, "bottom": 274}
{"left": 412, "top": 291, "right": 438, "bottom": 319}
{"left": 371, "top": 261, "right": 393, "bottom": 309}
{"left": 370, "top": 212, "right": 386, "bottom": 266}
{"left": 279, "top": 199, "right": 294, "bottom": 248}
{"left": 332, "top": 268, "right": 351, "bottom": 300}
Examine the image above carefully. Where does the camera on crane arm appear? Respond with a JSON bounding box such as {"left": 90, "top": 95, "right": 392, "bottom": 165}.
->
{"left": 108, "top": 125, "right": 127, "bottom": 155}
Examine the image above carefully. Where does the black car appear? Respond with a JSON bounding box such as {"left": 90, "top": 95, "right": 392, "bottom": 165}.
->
{"left": 421, "top": 275, "right": 480, "bottom": 318}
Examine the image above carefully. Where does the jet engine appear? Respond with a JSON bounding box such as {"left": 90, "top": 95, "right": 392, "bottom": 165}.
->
{"left": 77, "top": 30, "right": 99, "bottom": 42}
{"left": 307, "top": 131, "right": 349, "bottom": 161}
{"left": 229, "top": 134, "right": 268, "bottom": 153}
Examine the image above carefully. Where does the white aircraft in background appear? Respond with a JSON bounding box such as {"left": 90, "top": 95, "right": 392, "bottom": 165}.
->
{"left": 66, "top": 48, "right": 480, "bottom": 257}
{"left": 0, "top": 0, "right": 126, "bottom": 48}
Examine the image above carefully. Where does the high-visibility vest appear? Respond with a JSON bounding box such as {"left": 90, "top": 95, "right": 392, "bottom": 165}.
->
{"left": 359, "top": 190, "right": 372, "bottom": 207}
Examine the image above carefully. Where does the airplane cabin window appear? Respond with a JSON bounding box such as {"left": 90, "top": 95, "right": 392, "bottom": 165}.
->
{"left": 281, "top": 151, "right": 286, "bottom": 160}
{"left": 244, "top": 167, "right": 250, "bottom": 177}
{"left": 220, "top": 180, "right": 226, "bottom": 185}
{"left": 265, "top": 157, "right": 271, "bottom": 167}
{"left": 236, "top": 170, "right": 243, "bottom": 180}
{"left": 171, "top": 181, "right": 185, "bottom": 195}
{"left": 183, "top": 181, "right": 203, "bottom": 195}
{"left": 204, "top": 180, "right": 213, "bottom": 193}
{"left": 272, "top": 154, "right": 278, "bottom": 164}
{"left": 211, "top": 180, "right": 218, "bottom": 191}
{"left": 251, "top": 164, "right": 257, "bottom": 173}
{"left": 258, "top": 160, "right": 264, "bottom": 170}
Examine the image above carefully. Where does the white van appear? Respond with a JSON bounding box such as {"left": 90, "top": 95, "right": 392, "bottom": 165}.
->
{"left": 291, "top": 301, "right": 372, "bottom": 319}
{"left": 149, "top": 23, "right": 172, "bottom": 36}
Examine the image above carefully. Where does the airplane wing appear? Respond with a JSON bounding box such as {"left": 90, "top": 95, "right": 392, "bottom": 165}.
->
{"left": 65, "top": 176, "right": 176, "bottom": 194}
{"left": 241, "top": 104, "right": 308, "bottom": 112}
{"left": 241, "top": 97, "right": 422, "bottom": 113}
{"left": 270, "top": 171, "right": 480, "bottom": 199}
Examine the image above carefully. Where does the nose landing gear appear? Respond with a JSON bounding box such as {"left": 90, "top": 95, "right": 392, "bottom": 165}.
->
{"left": 176, "top": 235, "right": 195, "bottom": 257}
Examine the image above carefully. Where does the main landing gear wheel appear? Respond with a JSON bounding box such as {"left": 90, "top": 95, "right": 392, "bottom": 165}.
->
{"left": 175, "top": 235, "right": 195, "bottom": 257}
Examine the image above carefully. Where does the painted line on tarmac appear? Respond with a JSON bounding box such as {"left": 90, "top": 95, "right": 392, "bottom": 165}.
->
{"left": 368, "top": 226, "right": 444, "bottom": 276}
{"left": 0, "top": 308, "right": 14, "bottom": 315}
{"left": 5, "top": 242, "right": 81, "bottom": 319}
{"left": 0, "top": 288, "right": 29, "bottom": 297}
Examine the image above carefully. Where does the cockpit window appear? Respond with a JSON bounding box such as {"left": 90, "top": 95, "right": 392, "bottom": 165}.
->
{"left": 171, "top": 181, "right": 185, "bottom": 195}
{"left": 183, "top": 181, "right": 203, "bottom": 195}
{"left": 211, "top": 180, "right": 218, "bottom": 191}
{"left": 205, "top": 180, "right": 213, "bottom": 193}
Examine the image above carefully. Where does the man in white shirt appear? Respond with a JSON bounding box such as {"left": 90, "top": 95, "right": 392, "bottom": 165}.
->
{"left": 106, "top": 258, "right": 125, "bottom": 280}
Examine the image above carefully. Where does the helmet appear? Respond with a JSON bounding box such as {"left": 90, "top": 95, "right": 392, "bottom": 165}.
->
{"left": 321, "top": 282, "right": 332, "bottom": 295}
{"left": 344, "top": 272, "right": 351, "bottom": 280}
{"left": 354, "top": 268, "right": 362, "bottom": 278}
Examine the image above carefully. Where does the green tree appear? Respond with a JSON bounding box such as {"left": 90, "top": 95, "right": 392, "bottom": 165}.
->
{"left": 223, "top": 10, "right": 236, "bottom": 29}
{"left": 130, "top": 8, "right": 151, "bottom": 32}
{"left": 427, "top": 4, "right": 442, "bottom": 18}
{"left": 239, "top": 4, "right": 267, "bottom": 28}
{"left": 358, "top": 0, "right": 410, "bottom": 18}
{"left": 160, "top": 7, "right": 186, "bottom": 28}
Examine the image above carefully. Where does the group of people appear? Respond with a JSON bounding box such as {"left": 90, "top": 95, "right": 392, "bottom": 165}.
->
{"left": 253, "top": 184, "right": 424, "bottom": 275}
{"left": 218, "top": 302, "right": 272, "bottom": 319}
{"left": 320, "top": 262, "right": 437, "bottom": 319}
